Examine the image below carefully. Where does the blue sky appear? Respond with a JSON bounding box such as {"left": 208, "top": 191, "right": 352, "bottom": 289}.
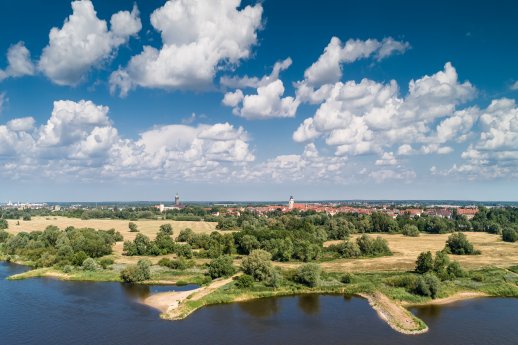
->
{"left": 0, "top": 0, "right": 517, "bottom": 202}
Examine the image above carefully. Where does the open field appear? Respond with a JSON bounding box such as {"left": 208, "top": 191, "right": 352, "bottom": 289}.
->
{"left": 277, "top": 232, "right": 518, "bottom": 272}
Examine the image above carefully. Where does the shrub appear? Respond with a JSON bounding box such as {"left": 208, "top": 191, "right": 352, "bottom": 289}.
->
{"left": 82, "top": 257, "right": 100, "bottom": 271}
{"left": 159, "top": 224, "right": 173, "bottom": 235}
{"left": 241, "top": 249, "right": 275, "bottom": 282}
{"left": 62, "top": 265, "right": 74, "bottom": 274}
{"left": 414, "top": 274, "right": 440, "bottom": 298}
{"left": 447, "top": 261, "right": 466, "bottom": 278}
{"left": 128, "top": 222, "right": 139, "bottom": 232}
{"left": 327, "top": 241, "right": 361, "bottom": 258}
{"left": 120, "top": 259, "right": 151, "bottom": 283}
{"left": 445, "top": 232, "right": 479, "bottom": 255}
{"left": 356, "top": 234, "right": 392, "bottom": 257}
{"left": 158, "top": 258, "right": 172, "bottom": 267}
{"left": 207, "top": 255, "right": 235, "bottom": 279}
{"left": 502, "top": 228, "right": 518, "bottom": 243}
{"left": 401, "top": 224, "right": 420, "bottom": 237}
{"left": 341, "top": 272, "right": 354, "bottom": 284}
{"left": 0, "top": 219, "right": 8, "bottom": 230}
{"left": 0, "top": 229, "right": 9, "bottom": 243}
{"left": 294, "top": 263, "right": 321, "bottom": 287}
{"left": 98, "top": 258, "right": 114, "bottom": 269}
{"left": 71, "top": 251, "right": 88, "bottom": 266}
{"left": 176, "top": 228, "right": 194, "bottom": 242}
{"left": 22, "top": 214, "right": 32, "bottom": 221}
{"left": 235, "top": 274, "right": 254, "bottom": 289}
{"left": 175, "top": 244, "right": 193, "bottom": 258}
{"left": 415, "top": 251, "right": 433, "bottom": 274}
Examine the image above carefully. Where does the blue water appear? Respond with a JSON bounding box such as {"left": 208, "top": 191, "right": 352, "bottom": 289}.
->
{"left": 1, "top": 262, "right": 517, "bottom": 345}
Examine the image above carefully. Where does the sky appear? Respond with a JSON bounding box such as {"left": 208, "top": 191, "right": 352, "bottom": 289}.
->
{"left": 0, "top": 0, "right": 517, "bottom": 202}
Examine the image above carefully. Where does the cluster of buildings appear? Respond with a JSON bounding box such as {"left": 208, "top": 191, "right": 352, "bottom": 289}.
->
{"left": 1, "top": 201, "right": 49, "bottom": 210}
{"left": 221, "top": 196, "right": 480, "bottom": 220}
{"left": 154, "top": 193, "right": 185, "bottom": 213}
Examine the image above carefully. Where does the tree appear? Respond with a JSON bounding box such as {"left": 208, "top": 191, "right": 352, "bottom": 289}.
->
{"left": 207, "top": 256, "right": 235, "bottom": 279}
{"left": 414, "top": 273, "right": 440, "bottom": 299}
{"left": 0, "top": 219, "right": 8, "bottom": 230}
{"left": 502, "top": 228, "right": 518, "bottom": 243}
{"left": 177, "top": 228, "right": 194, "bottom": 242}
{"left": 415, "top": 251, "right": 433, "bottom": 274}
{"left": 159, "top": 224, "right": 173, "bottom": 235}
{"left": 445, "top": 232, "right": 478, "bottom": 255}
{"left": 294, "top": 263, "right": 321, "bottom": 287}
{"left": 447, "top": 261, "right": 466, "bottom": 278}
{"left": 128, "top": 222, "right": 139, "bottom": 232}
{"left": 241, "top": 249, "right": 275, "bottom": 282}
{"left": 356, "top": 234, "right": 392, "bottom": 257}
{"left": 0, "top": 229, "right": 9, "bottom": 243}
{"left": 433, "top": 250, "right": 450, "bottom": 278}
{"left": 401, "top": 224, "right": 420, "bottom": 237}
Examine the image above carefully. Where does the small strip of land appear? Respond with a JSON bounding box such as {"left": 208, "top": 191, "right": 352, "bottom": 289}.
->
{"left": 360, "top": 292, "right": 428, "bottom": 334}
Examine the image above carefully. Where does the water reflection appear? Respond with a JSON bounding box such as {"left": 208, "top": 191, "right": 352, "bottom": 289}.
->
{"left": 238, "top": 297, "right": 280, "bottom": 318}
{"left": 412, "top": 304, "right": 443, "bottom": 319}
{"left": 297, "top": 294, "right": 320, "bottom": 315}
{"left": 122, "top": 283, "right": 152, "bottom": 300}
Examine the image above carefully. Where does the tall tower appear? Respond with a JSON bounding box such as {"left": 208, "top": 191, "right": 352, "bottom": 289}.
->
{"left": 175, "top": 193, "right": 180, "bottom": 206}
{"left": 288, "top": 196, "right": 294, "bottom": 210}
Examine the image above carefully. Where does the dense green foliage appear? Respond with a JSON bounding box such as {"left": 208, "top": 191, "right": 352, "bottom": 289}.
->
{"left": 294, "top": 263, "right": 322, "bottom": 287}
{"left": 502, "top": 228, "right": 518, "bottom": 242}
{"left": 1, "top": 226, "right": 122, "bottom": 268}
{"left": 328, "top": 234, "right": 392, "bottom": 258}
{"left": 120, "top": 259, "right": 151, "bottom": 283}
{"left": 241, "top": 250, "right": 275, "bottom": 282}
{"left": 128, "top": 222, "right": 139, "bottom": 232}
{"left": 207, "top": 256, "right": 235, "bottom": 279}
{"left": 415, "top": 251, "right": 433, "bottom": 274}
{"left": 401, "top": 224, "right": 420, "bottom": 237}
{"left": 445, "top": 232, "right": 479, "bottom": 255}
{"left": 234, "top": 274, "right": 254, "bottom": 288}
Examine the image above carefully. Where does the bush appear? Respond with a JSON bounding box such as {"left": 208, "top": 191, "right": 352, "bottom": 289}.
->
{"left": 341, "top": 272, "right": 354, "bottom": 284}
{"left": 356, "top": 234, "right": 392, "bottom": 257}
{"left": 327, "top": 241, "right": 361, "bottom": 258}
{"left": 176, "top": 228, "right": 194, "bottom": 242}
{"left": 0, "top": 219, "right": 8, "bottom": 230}
{"left": 120, "top": 259, "right": 151, "bottom": 283}
{"left": 22, "top": 214, "right": 32, "bottom": 221}
{"left": 62, "top": 265, "right": 74, "bottom": 274}
{"left": 433, "top": 251, "right": 450, "bottom": 278}
{"left": 235, "top": 274, "right": 254, "bottom": 289}
{"left": 207, "top": 255, "right": 235, "bottom": 279}
{"left": 445, "top": 232, "right": 479, "bottom": 255}
{"left": 294, "top": 263, "right": 321, "bottom": 287}
{"left": 98, "top": 258, "right": 114, "bottom": 269}
{"left": 415, "top": 251, "right": 433, "bottom": 274}
{"left": 414, "top": 273, "right": 440, "bottom": 298}
{"left": 401, "top": 224, "right": 420, "bottom": 237}
{"left": 0, "top": 229, "right": 9, "bottom": 243}
{"left": 159, "top": 224, "right": 173, "bottom": 235}
{"left": 128, "top": 222, "right": 139, "bottom": 232}
{"left": 241, "top": 249, "right": 275, "bottom": 282}
{"left": 82, "top": 257, "right": 100, "bottom": 271}
{"left": 447, "top": 261, "right": 466, "bottom": 278}
{"left": 71, "top": 251, "right": 88, "bottom": 266}
{"left": 175, "top": 244, "right": 193, "bottom": 258}
{"left": 502, "top": 228, "right": 518, "bottom": 243}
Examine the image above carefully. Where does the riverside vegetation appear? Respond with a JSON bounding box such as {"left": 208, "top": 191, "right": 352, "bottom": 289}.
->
{"left": 1, "top": 205, "right": 518, "bottom": 334}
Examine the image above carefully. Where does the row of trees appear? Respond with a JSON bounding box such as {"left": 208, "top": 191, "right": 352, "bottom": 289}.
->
{"left": 0, "top": 226, "right": 122, "bottom": 268}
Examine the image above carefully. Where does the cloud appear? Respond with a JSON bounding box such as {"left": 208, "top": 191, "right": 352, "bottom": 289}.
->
{"left": 38, "top": 0, "right": 141, "bottom": 86}
{"left": 0, "top": 93, "right": 5, "bottom": 113}
{"left": 110, "top": 0, "right": 263, "bottom": 97}
{"left": 510, "top": 81, "right": 518, "bottom": 91}
{"left": 375, "top": 152, "right": 397, "bottom": 166}
{"left": 0, "top": 42, "right": 35, "bottom": 81}
{"left": 293, "top": 63, "right": 476, "bottom": 163}
{"left": 222, "top": 57, "right": 299, "bottom": 119}
{"left": 0, "top": 99, "right": 254, "bottom": 181}
{"left": 301, "top": 36, "right": 410, "bottom": 88}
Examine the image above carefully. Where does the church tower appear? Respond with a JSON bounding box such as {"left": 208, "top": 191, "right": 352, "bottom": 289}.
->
{"left": 175, "top": 193, "right": 180, "bottom": 206}
{"left": 288, "top": 196, "right": 294, "bottom": 210}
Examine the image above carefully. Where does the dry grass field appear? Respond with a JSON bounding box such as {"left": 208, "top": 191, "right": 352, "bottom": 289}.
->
{"left": 278, "top": 232, "right": 518, "bottom": 272}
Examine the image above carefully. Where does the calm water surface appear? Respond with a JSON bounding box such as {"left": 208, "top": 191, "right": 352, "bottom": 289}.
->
{"left": 2, "top": 262, "right": 517, "bottom": 345}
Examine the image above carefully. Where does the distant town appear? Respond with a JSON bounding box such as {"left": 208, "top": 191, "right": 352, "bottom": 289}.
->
{"left": 2, "top": 194, "right": 517, "bottom": 221}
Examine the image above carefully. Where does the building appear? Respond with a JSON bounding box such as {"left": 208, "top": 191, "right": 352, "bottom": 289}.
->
{"left": 155, "top": 192, "right": 184, "bottom": 213}
{"left": 288, "top": 196, "right": 294, "bottom": 210}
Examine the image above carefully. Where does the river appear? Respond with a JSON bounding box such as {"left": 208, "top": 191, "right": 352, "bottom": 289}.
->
{"left": 1, "top": 262, "right": 517, "bottom": 345}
